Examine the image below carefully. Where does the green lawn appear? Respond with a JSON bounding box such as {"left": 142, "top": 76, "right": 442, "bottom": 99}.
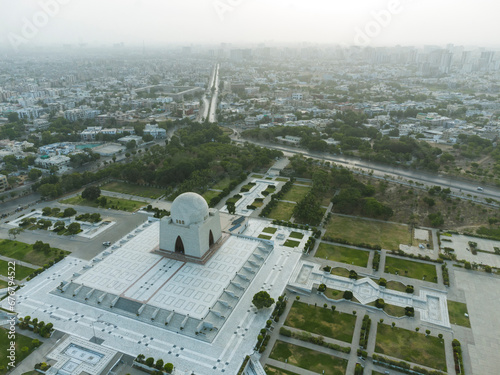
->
{"left": 259, "top": 234, "right": 272, "bottom": 240}
{"left": 275, "top": 177, "right": 289, "bottom": 182}
{"left": 385, "top": 257, "right": 437, "bottom": 283}
{"left": 281, "top": 185, "right": 311, "bottom": 203}
{"left": 100, "top": 181, "right": 164, "bottom": 199}
{"left": 202, "top": 190, "right": 221, "bottom": 203}
{"left": 269, "top": 341, "right": 348, "bottom": 375}
{"left": 447, "top": 300, "right": 471, "bottom": 328}
{"left": 284, "top": 301, "right": 356, "bottom": 343}
{"left": 263, "top": 227, "right": 277, "bottom": 234}
{"left": 367, "top": 302, "right": 406, "bottom": 317}
{"left": 324, "top": 215, "right": 410, "bottom": 250}
{"left": 289, "top": 231, "right": 304, "bottom": 239}
{"left": 0, "top": 260, "right": 35, "bottom": 280}
{"left": 212, "top": 177, "right": 231, "bottom": 190}
{"left": 283, "top": 240, "right": 300, "bottom": 248}
{"left": 315, "top": 243, "right": 369, "bottom": 267}
{"left": 0, "top": 280, "right": 7, "bottom": 288}
{"left": 385, "top": 280, "right": 407, "bottom": 293}
{"left": 251, "top": 174, "right": 264, "bottom": 178}
{"left": 251, "top": 199, "right": 265, "bottom": 207}
{"left": 375, "top": 323, "right": 447, "bottom": 372}
{"left": 264, "top": 365, "right": 298, "bottom": 375}
{"left": 330, "top": 267, "right": 350, "bottom": 278}
{"left": 0, "top": 328, "right": 41, "bottom": 374}
{"left": 60, "top": 195, "right": 146, "bottom": 212}
{"left": 0, "top": 239, "right": 68, "bottom": 267}
{"left": 267, "top": 202, "right": 296, "bottom": 221}
{"left": 324, "top": 288, "right": 345, "bottom": 300}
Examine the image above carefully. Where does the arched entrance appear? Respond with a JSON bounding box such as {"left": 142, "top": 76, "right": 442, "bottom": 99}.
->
{"left": 175, "top": 236, "right": 185, "bottom": 254}
{"left": 209, "top": 230, "right": 214, "bottom": 247}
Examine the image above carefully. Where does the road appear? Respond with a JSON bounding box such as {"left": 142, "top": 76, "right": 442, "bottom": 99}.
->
{"left": 231, "top": 136, "right": 500, "bottom": 200}
{"left": 197, "top": 63, "right": 219, "bottom": 123}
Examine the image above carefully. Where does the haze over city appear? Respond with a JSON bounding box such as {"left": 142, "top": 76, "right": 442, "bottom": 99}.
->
{"left": 0, "top": 0, "right": 499, "bottom": 48}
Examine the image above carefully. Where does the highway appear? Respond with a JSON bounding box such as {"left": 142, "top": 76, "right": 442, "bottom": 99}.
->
{"left": 197, "top": 63, "right": 219, "bottom": 123}
{"left": 231, "top": 135, "right": 500, "bottom": 201}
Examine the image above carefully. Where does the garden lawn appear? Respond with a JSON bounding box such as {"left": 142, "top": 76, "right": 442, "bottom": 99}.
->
{"left": 100, "top": 181, "right": 164, "bottom": 199}
{"left": 60, "top": 195, "right": 146, "bottom": 212}
{"left": 447, "top": 300, "right": 471, "bottom": 328}
{"left": 269, "top": 341, "right": 348, "bottom": 375}
{"left": 289, "top": 231, "right": 304, "bottom": 239}
{"left": 385, "top": 280, "right": 407, "bottom": 293}
{"left": 281, "top": 185, "right": 311, "bottom": 203}
{"left": 324, "top": 288, "right": 345, "bottom": 300}
{"left": 275, "top": 177, "right": 289, "bottom": 182}
{"left": 263, "top": 365, "right": 298, "bottom": 375}
{"left": 0, "top": 328, "right": 41, "bottom": 375}
{"left": 375, "top": 323, "right": 447, "bottom": 372}
{"left": 212, "top": 178, "right": 231, "bottom": 190}
{"left": 263, "top": 227, "right": 277, "bottom": 234}
{"left": 384, "top": 257, "right": 437, "bottom": 283}
{"left": 202, "top": 190, "right": 221, "bottom": 203}
{"left": 315, "top": 243, "right": 369, "bottom": 267}
{"left": 324, "top": 215, "right": 409, "bottom": 250}
{"left": 251, "top": 174, "right": 264, "bottom": 178}
{"left": 0, "top": 260, "right": 35, "bottom": 280}
{"left": 284, "top": 301, "right": 356, "bottom": 343}
{"left": 258, "top": 234, "right": 272, "bottom": 240}
{"left": 330, "top": 267, "right": 350, "bottom": 278}
{"left": 283, "top": 240, "right": 300, "bottom": 248}
{"left": 0, "top": 280, "right": 7, "bottom": 288}
{"left": 0, "top": 239, "right": 68, "bottom": 267}
{"left": 267, "top": 202, "right": 295, "bottom": 221}
{"left": 251, "top": 198, "right": 265, "bottom": 207}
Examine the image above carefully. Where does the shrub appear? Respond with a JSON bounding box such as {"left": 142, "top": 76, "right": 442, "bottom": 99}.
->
{"left": 343, "top": 290, "right": 353, "bottom": 300}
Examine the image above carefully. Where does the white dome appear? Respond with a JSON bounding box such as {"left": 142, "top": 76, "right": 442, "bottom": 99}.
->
{"left": 170, "top": 192, "right": 209, "bottom": 225}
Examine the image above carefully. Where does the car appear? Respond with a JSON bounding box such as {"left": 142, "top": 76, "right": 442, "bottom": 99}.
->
{"left": 477, "top": 187, "right": 483, "bottom": 191}
{"left": 103, "top": 241, "right": 111, "bottom": 246}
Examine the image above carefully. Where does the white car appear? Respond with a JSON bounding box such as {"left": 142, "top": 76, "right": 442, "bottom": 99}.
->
{"left": 477, "top": 187, "right": 483, "bottom": 191}
{"left": 103, "top": 241, "right": 111, "bottom": 246}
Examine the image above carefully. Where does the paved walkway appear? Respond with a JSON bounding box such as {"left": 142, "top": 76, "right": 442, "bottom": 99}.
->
{"left": 0, "top": 254, "right": 38, "bottom": 269}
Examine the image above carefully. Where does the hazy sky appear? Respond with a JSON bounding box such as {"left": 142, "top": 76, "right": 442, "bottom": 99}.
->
{"left": 0, "top": 0, "right": 499, "bottom": 49}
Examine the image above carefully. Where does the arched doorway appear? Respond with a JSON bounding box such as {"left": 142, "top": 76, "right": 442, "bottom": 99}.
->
{"left": 209, "top": 230, "right": 214, "bottom": 247}
{"left": 175, "top": 236, "right": 185, "bottom": 254}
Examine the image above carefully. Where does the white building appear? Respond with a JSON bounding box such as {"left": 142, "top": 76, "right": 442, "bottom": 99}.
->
{"left": 159, "top": 193, "right": 222, "bottom": 263}
{"left": 144, "top": 124, "right": 167, "bottom": 139}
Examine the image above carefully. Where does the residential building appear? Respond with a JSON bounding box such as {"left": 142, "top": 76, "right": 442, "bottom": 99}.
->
{"left": 0, "top": 174, "right": 8, "bottom": 192}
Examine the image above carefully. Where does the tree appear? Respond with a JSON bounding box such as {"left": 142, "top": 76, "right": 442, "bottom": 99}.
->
{"left": 42, "top": 207, "right": 52, "bottom": 216}
{"left": 164, "top": 363, "right": 174, "bottom": 374}
{"left": 375, "top": 298, "right": 385, "bottom": 309}
{"left": 67, "top": 222, "right": 81, "bottom": 235}
{"left": 143, "top": 134, "right": 154, "bottom": 142}
{"left": 53, "top": 221, "right": 65, "bottom": 232}
{"left": 136, "top": 354, "right": 145, "bottom": 363}
{"left": 8, "top": 228, "right": 23, "bottom": 240}
{"left": 392, "top": 322, "right": 396, "bottom": 328}
{"left": 155, "top": 359, "right": 164, "bottom": 370}
{"left": 81, "top": 186, "right": 101, "bottom": 201}
{"left": 378, "top": 278, "right": 387, "bottom": 287}
{"left": 63, "top": 207, "right": 77, "bottom": 217}
{"left": 438, "top": 333, "right": 443, "bottom": 339}
{"left": 97, "top": 196, "right": 107, "bottom": 207}
{"left": 7, "top": 112, "right": 19, "bottom": 123}
{"left": 343, "top": 290, "right": 353, "bottom": 300}
{"left": 28, "top": 168, "right": 43, "bottom": 181}
{"left": 145, "top": 357, "right": 154, "bottom": 367}
{"left": 425, "top": 329, "right": 431, "bottom": 336}
{"left": 126, "top": 140, "right": 137, "bottom": 150}
{"left": 318, "top": 283, "right": 326, "bottom": 292}
{"left": 252, "top": 291, "right": 275, "bottom": 309}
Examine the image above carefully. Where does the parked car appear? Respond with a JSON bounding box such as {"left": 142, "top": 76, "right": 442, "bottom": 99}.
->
{"left": 103, "top": 241, "right": 111, "bottom": 246}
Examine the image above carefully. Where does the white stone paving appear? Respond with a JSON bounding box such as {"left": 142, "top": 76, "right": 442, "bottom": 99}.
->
{"left": 3, "top": 218, "right": 309, "bottom": 375}
{"left": 444, "top": 234, "right": 500, "bottom": 268}
{"left": 220, "top": 179, "right": 278, "bottom": 216}
{"left": 8, "top": 210, "right": 116, "bottom": 239}
{"left": 288, "top": 260, "right": 450, "bottom": 328}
